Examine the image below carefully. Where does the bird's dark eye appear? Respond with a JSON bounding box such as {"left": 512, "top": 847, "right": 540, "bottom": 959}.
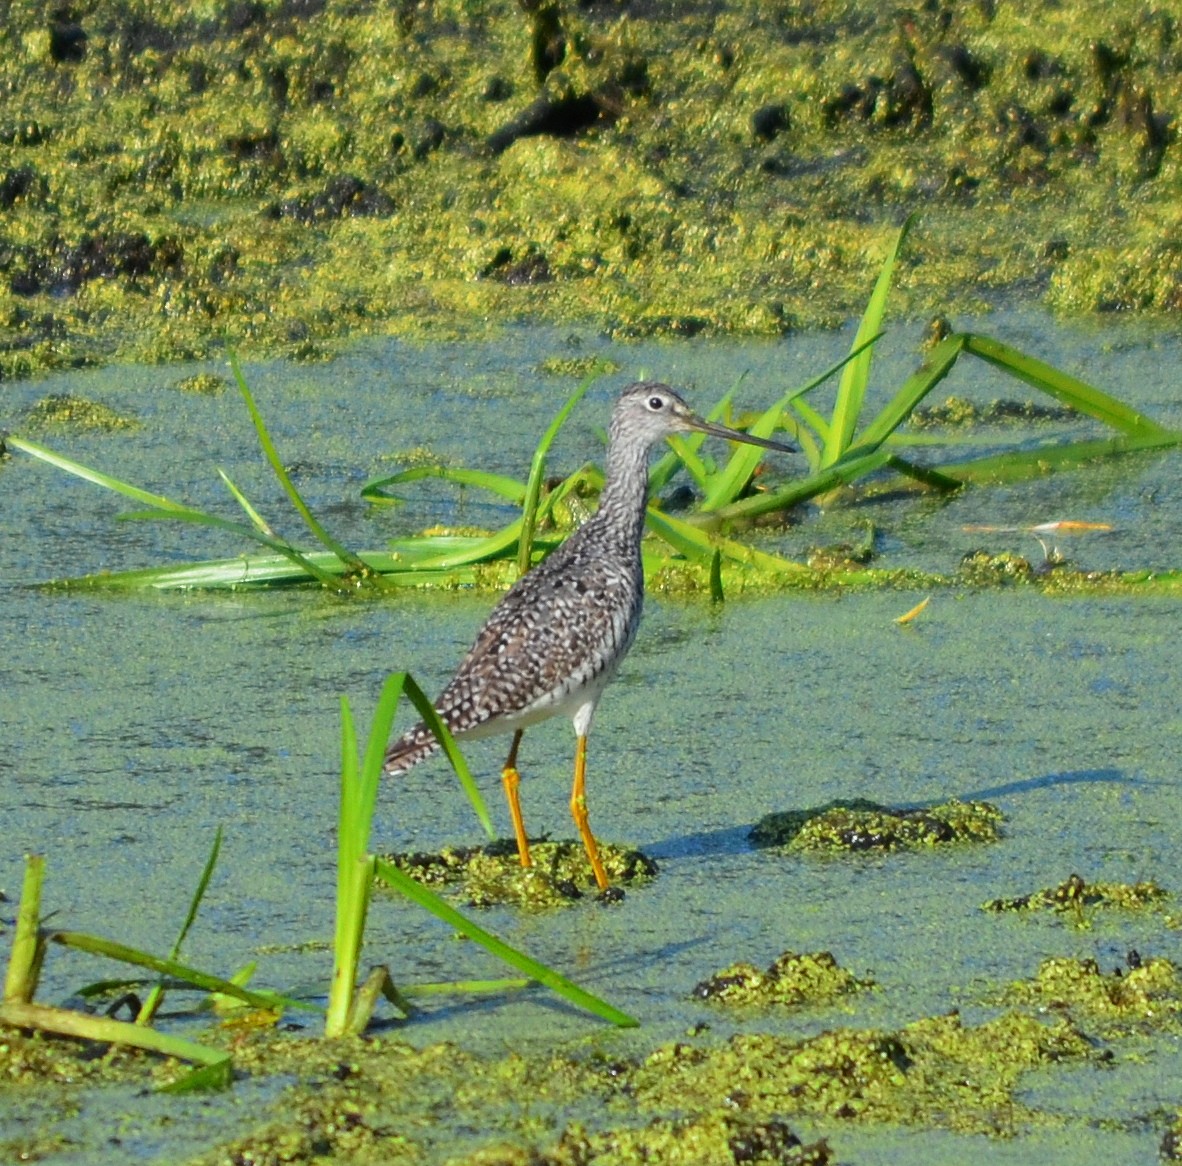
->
{"left": 647, "top": 395, "right": 665, "bottom": 411}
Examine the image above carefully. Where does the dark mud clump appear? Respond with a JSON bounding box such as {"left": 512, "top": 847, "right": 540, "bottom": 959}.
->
{"left": 382, "top": 839, "right": 657, "bottom": 908}
{"left": 749, "top": 798, "right": 1003, "bottom": 853}
{"left": 693, "top": 950, "right": 872, "bottom": 1008}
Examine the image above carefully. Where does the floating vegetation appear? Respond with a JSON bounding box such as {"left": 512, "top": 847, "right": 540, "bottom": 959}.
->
{"left": 958, "top": 549, "right": 1039, "bottom": 584}
{"left": 384, "top": 840, "right": 658, "bottom": 909}
{"left": 693, "top": 950, "right": 872, "bottom": 1009}
{"left": 750, "top": 798, "right": 1003, "bottom": 853}
{"left": 173, "top": 373, "right": 228, "bottom": 396}
{"left": 630, "top": 1011, "right": 1092, "bottom": 1134}
{"left": 8, "top": 224, "right": 1182, "bottom": 594}
{"left": 537, "top": 354, "right": 623, "bottom": 378}
{"left": 21, "top": 393, "right": 139, "bottom": 431}
{"left": 983, "top": 873, "right": 1170, "bottom": 923}
{"left": 451, "top": 1115, "right": 834, "bottom": 1166}
{"left": 1003, "top": 955, "right": 1182, "bottom": 1032}
{"left": 910, "top": 395, "right": 1077, "bottom": 428}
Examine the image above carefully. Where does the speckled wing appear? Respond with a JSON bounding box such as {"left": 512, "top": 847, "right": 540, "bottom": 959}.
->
{"left": 382, "top": 536, "right": 641, "bottom": 774}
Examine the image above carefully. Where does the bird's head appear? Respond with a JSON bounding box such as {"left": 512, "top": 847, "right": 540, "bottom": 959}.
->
{"left": 612, "top": 381, "right": 796, "bottom": 454}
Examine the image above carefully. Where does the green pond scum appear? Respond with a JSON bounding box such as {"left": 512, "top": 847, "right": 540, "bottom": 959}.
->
{"left": 19, "top": 392, "right": 141, "bottom": 431}
{"left": 1002, "top": 954, "right": 1182, "bottom": 1036}
{"left": 749, "top": 797, "right": 1004, "bottom": 852}
{"left": 0, "top": 0, "right": 1181, "bottom": 378}
{"left": 384, "top": 839, "right": 658, "bottom": 909}
{"left": 0, "top": 1005, "right": 1119, "bottom": 1163}
{"left": 692, "top": 950, "right": 873, "bottom": 1010}
{"left": 983, "top": 872, "right": 1171, "bottom": 920}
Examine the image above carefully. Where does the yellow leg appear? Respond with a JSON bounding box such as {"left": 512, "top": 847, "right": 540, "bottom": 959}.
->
{"left": 501, "top": 730, "right": 532, "bottom": 869}
{"left": 570, "top": 734, "right": 610, "bottom": 892}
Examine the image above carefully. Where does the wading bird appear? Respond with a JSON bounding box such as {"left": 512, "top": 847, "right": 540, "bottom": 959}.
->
{"left": 384, "top": 382, "right": 793, "bottom": 897}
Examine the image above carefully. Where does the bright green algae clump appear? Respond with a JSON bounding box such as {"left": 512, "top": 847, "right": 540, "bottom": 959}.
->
{"left": 983, "top": 872, "right": 1170, "bottom": 918}
{"left": 693, "top": 950, "right": 872, "bottom": 1008}
{"left": 20, "top": 393, "right": 140, "bottom": 431}
{"left": 170, "top": 1008, "right": 1094, "bottom": 1163}
{"left": 750, "top": 797, "right": 1003, "bottom": 853}
{"left": 1004, "top": 955, "right": 1182, "bottom": 1037}
{"left": 1, "top": 0, "right": 1182, "bottom": 378}
{"left": 383, "top": 839, "right": 657, "bottom": 908}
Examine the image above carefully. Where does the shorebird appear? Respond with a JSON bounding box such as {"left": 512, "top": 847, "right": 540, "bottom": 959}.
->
{"left": 383, "top": 382, "right": 793, "bottom": 896}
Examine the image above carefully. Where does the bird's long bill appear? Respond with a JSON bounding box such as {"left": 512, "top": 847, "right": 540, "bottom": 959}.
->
{"left": 686, "top": 414, "right": 796, "bottom": 453}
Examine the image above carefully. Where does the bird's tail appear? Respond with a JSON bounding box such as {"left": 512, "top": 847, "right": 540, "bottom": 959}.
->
{"left": 382, "top": 723, "right": 441, "bottom": 775}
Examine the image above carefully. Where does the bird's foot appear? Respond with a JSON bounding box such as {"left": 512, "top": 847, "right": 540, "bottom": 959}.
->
{"left": 596, "top": 885, "right": 626, "bottom": 904}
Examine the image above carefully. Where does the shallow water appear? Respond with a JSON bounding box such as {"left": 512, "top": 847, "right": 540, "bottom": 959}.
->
{"left": 2, "top": 310, "right": 1182, "bottom": 1163}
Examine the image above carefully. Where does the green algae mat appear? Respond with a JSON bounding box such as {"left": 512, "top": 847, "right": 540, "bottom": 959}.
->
{"left": 1, "top": 0, "right": 1181, "bottom": 379}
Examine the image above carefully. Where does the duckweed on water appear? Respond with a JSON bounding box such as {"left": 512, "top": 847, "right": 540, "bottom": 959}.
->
{"left": 749, "top": 798, "right": 1003, "bottom": 853}
{"left": 451, "top": 1115, "right": 833, "bottom": 1166}
{"left": 2, "top": 1, "right": 1182, "bottom": 376}
{"left": 20, "top": 393, "right": 140, "bottom": 431}
{"left": 383, "top": 839, "right": 658, "bottom": 909}
{"left": 983, "top": 872, "right": 1170, "bottom": 919}
{"left": 630, "top": 1011, "right": 1092, "bottom": 1133}
{"left": 170, "top": 1008, "right": 1096, "bottom": 1162}
{"left": 910, "top": 395, "right": 1078, "bottom": 428}
{"left": 692, "top": 950, "right": 872, "bottom": 1009}
{"left": 173, "top": 372, "right": 228, "bottom": 395}
{"left": 1004, "top": 955, "right": 1182, "bottom": 1035}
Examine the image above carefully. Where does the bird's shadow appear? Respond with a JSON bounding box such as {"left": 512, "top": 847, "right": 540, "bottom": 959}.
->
{"left": 648, "top": 767, "right": 1134, "bottom": 862}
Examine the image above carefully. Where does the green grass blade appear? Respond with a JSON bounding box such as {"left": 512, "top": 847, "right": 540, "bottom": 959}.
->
{"left": 849, "top": 333, "right": 966, "bottom": 454}
{"left": 401, "top": 977, "right": 530, "bottom": 997}
{"left": 517, "top": 377, "right": 596, "bottom": 577}
{"left": 646, "top": 508, "right": 806, "bottom": 574}
{"left": 38, "top": 551, "right": 490, "bottom": 591}
{"left": 8, "top": 435, "right": 215, "bottom": 517}
{"left": 962, "top": 333, "right": 1176, "bottom": 438}
{"left": 49, "top": 931, "right": 319, "bottom": 1012}
{"left": 229, "top": 353, "right": 376, "bottom": 576}
{"left": 704, "top": 448, "right": 895, "bottom": 522}
{"left": 823, "top": 214, "right": 915, "bottom": 466}
{"left": 936, "top": 431, "right": 1181, "bottom": 485}
{"left": 882, "top": 454, "right": 963, "bottom": 492}
{"left": 708, "top": 548, "right": 724, "bottom": 603}
{"left": 328, "top": 694, "right": 366, "bottom": 1038}
{"left": 137, "top": 826, "right": 224, "bottom": 1026}
{"left": 115, "top": 507, "right": 346, "bottom": 586}
{"left": 398, "top": 673, "right": 494, "bottom": 839}
{"left": 664, "top": 434, "right": 714, "bottom": 490}
{"left": 790, "top": 397, "right": 831, "bottom": 462}
{"left": 373, "top": 858, "right": 638, "bottom": 1027}
{"left": 701, "top": 333, "right": 883, "bottom": 511}
{"left": 9, "top": 434, "right": 346, "bottom": 587}
{"left": 0, "top": 1000, "right": 232, "bottom": 1082}
{"left": 218, "top": 469, "right": 276, "bottom": 534}
{"left": 362, "top": 465, "right": 526, "bottom": 506}
{"left": 3, "top": 854, "right": 46, "bottom": 1005}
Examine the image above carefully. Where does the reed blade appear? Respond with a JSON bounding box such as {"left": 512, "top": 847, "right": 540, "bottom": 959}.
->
{"left": 517, "top": 377, "right": 597, "bottom": 577}
{"left": 362, "top": 465, "right": 527, "bottom": 506}
{"left": 373, "top": 858, "right": 638, "bottom": 1027}
{"left": 137, "top": 826, "right": 224, "bottom": 1026}
{"left": 822, "top": 214, "right": 914, "bottom": 466}
{"left": 962, "top": 333, "right": 1177, "bottom": 438}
